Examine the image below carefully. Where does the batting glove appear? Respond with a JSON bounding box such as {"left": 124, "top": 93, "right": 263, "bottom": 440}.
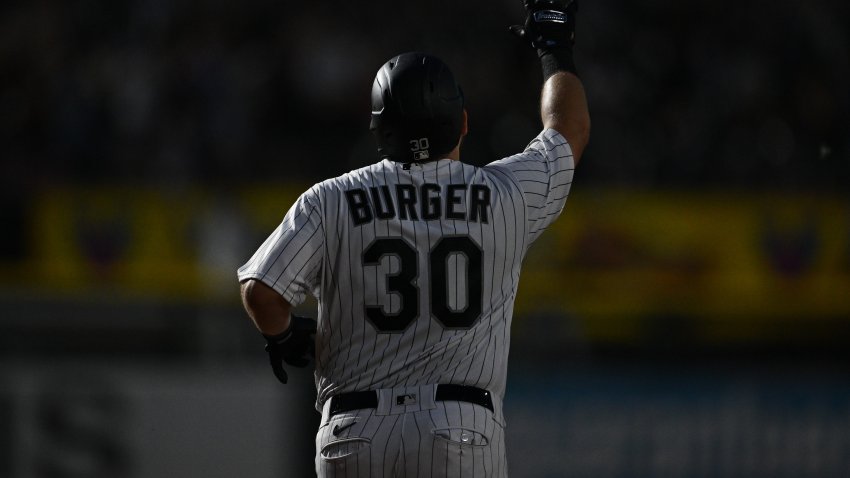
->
{"left": 263, "top": 315, "right": 316, "bottom": 384}
{"left": 510, "top": 0, "right": 578, "bottom": 49}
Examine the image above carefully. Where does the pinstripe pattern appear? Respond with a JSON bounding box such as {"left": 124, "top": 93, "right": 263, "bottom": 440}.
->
{"left": 238, "top": 128, "right": 574, "bottom": 477}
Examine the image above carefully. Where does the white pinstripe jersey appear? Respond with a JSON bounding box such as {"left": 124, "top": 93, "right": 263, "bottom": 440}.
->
{"left": 238, "top": 129, "right": 574, "bottom": 414}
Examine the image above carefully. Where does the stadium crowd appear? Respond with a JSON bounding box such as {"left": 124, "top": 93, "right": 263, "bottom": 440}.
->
{"left": 1, "top": 0, "right": 847, "bottom": 188}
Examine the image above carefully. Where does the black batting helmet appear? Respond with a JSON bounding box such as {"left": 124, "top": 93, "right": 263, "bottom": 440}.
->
{"left": 370, "top": 52, "right": 464, "bottom": 163}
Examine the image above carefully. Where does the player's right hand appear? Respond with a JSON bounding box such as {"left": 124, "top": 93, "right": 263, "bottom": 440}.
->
{"left": 263, "top": 315, "right": 317, "bottom": 384}
{"left": 509, "top": 0, "right": 578, "bottom": 49}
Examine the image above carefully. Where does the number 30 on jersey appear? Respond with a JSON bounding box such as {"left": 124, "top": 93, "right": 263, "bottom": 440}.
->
{"left": 362, "top": 236, "right": 482, "bottom": 332}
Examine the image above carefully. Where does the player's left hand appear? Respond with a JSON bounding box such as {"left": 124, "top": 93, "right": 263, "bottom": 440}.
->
{"left": 263, "top": 314, "right": 317, "bottom": 384}
{"left": 509, "top": 0, "right": 578, "bottom": 49}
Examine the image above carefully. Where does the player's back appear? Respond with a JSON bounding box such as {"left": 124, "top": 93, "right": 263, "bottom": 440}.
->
{"left": 311, "top": 127, "right": 574, "bottom": 413}
{"left": 312, "top": 156, "right": 530, "bottom": 407}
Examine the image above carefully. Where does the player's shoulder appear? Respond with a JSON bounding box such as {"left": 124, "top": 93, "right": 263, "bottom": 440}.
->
{"left": 527, "top": 128, "right": 571, "bottom": 152}
{"left": 508, "top": 128, "right": 571, "bottom": 161}
{"left": 486, "top": 129, "right": 574, "bottom": 171}
{"left": 307, "top": 161, "right": 390, "bottom": 196}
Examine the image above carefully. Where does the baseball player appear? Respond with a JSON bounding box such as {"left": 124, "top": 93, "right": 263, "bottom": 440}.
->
{"left": 238, "top": 1, "right": 589, "bottom": 476}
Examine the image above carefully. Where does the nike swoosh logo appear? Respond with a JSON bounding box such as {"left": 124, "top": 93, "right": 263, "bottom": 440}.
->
{"left": 332, "top": 422, "right": 355, "bottom": 436}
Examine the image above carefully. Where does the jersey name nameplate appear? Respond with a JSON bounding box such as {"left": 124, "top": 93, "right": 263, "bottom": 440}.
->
{"left": 345, "top": 184, "right": 491, "bottom": 226}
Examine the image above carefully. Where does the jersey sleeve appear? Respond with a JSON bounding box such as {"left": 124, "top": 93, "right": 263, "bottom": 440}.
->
{"left": 485, "top": 128, "right": 575, "bottom": 244}
{"left": 236, "top": 187, "right": 324, "bottom": 306}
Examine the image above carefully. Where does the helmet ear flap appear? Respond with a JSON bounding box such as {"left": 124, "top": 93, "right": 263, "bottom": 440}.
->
{"left": 370, "top": 52, "right": 464, "bottom": 163}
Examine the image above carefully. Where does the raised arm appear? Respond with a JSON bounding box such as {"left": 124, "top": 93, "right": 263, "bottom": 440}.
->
{"left": 541, "top": 71, "right": 589, "bottom": 164}
{"left": 511, "top": 0, "right": 590, "bottom": 164}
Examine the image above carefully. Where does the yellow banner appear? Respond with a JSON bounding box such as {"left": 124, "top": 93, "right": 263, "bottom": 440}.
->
{"left": 515, "top": 190, "right": 850, "bottom": 341}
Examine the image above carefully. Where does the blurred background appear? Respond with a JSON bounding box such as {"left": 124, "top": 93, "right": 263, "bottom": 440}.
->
{"left": 2, "top": 0, "right": 849, "bottom": 476}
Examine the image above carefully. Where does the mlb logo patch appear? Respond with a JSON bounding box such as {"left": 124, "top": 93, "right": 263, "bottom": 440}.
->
{"left": 396, "top": 394, "right": 417, "bottom": 406}
{"left": 413, "top": 150, "right": 430, "bottom": 161}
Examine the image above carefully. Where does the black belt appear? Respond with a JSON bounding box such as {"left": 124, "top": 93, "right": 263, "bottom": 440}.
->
{"left": 328, "top": 384, "right": 494, "bottom": 416}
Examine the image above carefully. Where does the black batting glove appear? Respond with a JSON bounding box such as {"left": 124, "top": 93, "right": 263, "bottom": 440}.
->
{"left": 510, "top": 0, "right": 578, "bottom": 50}
{"left": 263, "top": 314, "right": 316, "bottom": 384}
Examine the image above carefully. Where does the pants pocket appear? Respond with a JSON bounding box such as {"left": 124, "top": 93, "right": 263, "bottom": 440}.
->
{"left": 317, "top": 438, "right": 371, "bottom": 476}
{"left": 321, "top": 437, "right": 370, "bottom": 459}
{"left": 431, "top": 426, "right": 491, "bottom": 476}
{"left": 433, "top": 427, "right": 489, "bottom": 447}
